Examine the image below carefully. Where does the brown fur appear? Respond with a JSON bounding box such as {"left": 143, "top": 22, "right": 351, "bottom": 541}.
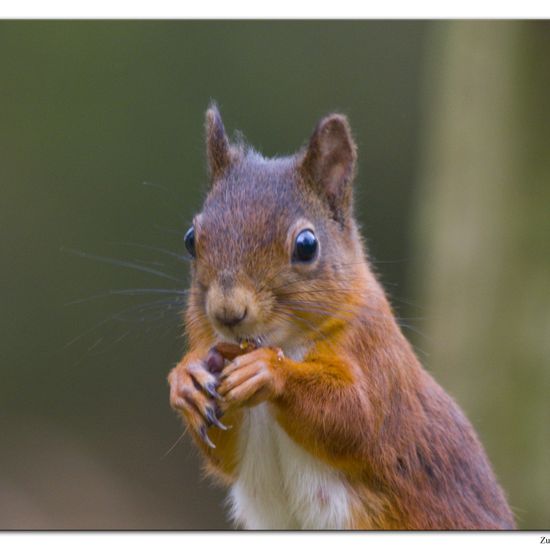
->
{"left": 168, "top": 103, "right": 515, "bottom": 530}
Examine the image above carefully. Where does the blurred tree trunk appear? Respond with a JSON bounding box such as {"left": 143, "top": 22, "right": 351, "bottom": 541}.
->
{"left": 414, "top": 21, "right": 550, "bottom": 529}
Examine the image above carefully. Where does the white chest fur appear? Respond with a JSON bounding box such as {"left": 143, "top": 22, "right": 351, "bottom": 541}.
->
{"left": 228, "top": 403, "right": 352, "bottom": 529}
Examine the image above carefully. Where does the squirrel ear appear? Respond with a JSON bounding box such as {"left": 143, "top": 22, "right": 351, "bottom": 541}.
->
{"left": 299, "top": 114, "right": 357, "bottom": 224}
{"left": 205, "top": 102, "right": 231, "bottom": 181}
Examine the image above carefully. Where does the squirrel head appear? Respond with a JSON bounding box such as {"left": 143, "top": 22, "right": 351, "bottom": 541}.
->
{"left": 185, "top": 102, "right": 368, "bottom": 349}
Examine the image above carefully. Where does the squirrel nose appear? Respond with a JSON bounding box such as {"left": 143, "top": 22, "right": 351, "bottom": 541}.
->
{"left": 215, "top": 307, "right": 247, "bottom": 328}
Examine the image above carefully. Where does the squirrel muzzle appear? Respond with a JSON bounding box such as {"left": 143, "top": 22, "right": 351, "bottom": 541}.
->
{"left": 205, "top": 281, "right": 259, "bottom": 336}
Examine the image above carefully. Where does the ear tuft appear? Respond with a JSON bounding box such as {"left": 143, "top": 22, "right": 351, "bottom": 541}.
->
{"left": 300, "top": 114, "right": 357, "bottom": 224}
{"left": 205, "top": 102, "right": 231, "bottom": 181}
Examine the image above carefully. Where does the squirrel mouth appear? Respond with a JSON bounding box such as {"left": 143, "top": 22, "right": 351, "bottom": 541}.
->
{"left": 213, "top": 327, "right": 265, "bottom": 349}
{"left": 237, "top": 335, "right": 264, "bottom": 348}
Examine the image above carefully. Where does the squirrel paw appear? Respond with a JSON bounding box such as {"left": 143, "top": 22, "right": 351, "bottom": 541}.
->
{"left": 217, "top": 347, "right": 285, "bottom": 410}
{"left": 168, "top": 360, "right": 227, "bottom": 449}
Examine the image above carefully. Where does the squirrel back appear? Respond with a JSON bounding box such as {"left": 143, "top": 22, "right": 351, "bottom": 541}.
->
{"left": 169, "top": 104, "right": 515, "bottom": 529}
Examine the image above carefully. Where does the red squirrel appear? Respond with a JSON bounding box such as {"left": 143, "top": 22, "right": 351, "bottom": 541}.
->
{"left": 168, "top": 103, "right": 515, "bottom": 529}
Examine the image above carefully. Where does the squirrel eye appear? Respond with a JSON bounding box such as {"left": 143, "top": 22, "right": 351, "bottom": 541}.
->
{"left": 184, "top": 226, "right": 196, "bottom": 258}
{"left": 293, "top": 229, "right": 318, "bottom": 263}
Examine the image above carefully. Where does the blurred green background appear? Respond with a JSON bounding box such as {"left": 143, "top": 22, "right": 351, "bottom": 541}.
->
{"left": 1, "top": 20, "right": 548, "bottom": 529}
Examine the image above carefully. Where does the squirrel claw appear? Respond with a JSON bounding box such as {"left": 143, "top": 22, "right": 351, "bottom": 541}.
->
{"left": 205, "top": 382, "right": 222, "bottom": 400}
{"left": 205, "top": 407, "right": 229, "bottom": 431}
{"left": 199, "top": 426, "right": 216, "bottom": 449}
